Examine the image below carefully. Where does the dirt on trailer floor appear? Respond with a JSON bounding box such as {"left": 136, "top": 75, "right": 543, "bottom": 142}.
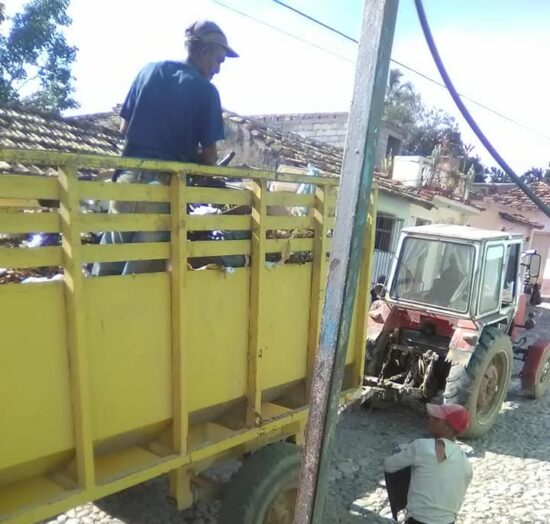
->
{"left": 43, "top": 304, "right": 550, "bottom": 524}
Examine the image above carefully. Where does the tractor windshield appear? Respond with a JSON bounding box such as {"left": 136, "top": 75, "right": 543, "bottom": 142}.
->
{"left": 390, "top": 237, "right": 475, "bottom": 313}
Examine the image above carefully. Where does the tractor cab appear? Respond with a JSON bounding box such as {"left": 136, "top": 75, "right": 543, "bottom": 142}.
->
{"left": 388, "top": 224, "right": 523, "bottom": 324}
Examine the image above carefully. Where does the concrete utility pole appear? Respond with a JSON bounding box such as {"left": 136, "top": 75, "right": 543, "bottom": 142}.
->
{"left": 293, "top": 0, "right": 400, "bottom": 522}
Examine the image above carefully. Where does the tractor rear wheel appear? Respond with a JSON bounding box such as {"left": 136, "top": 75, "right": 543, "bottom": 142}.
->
{"left": 219, "top": 442, "right": 301, "bottom": 524}
{"left": 444, "top": 326, "right": 512, "bottom": 439}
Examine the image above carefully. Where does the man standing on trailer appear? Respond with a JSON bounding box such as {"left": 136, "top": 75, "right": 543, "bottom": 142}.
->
{"left": 92, "top": 20, "right": 238, "bottom": 276}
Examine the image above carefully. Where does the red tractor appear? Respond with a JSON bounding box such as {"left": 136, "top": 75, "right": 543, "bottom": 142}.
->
{"left": 366, "top": 224, "right": 550, "bottom": 438}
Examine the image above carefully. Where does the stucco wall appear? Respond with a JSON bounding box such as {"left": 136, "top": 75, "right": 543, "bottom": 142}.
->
{"left": 468, "top": 199, "right": 534, "bottom": 242}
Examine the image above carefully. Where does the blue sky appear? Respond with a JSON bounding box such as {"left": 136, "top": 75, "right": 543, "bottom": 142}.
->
{"left": 3, "top": 0, "right": 550, "bottom": 173}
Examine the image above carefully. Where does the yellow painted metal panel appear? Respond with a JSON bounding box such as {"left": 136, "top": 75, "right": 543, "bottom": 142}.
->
{"left": 265, "top": 192, "right": 315, "bottom": 207}
{"left": 0, "top": 149, "right": 339, "bottom": 186}
{"left": 0, "top": 149, "right": 368, "bottom": 524}
{"left": 78, "top": 180, "right": 170, "bottom": 202}
{"left": 0, "top": 283, "right": 73, "bottom": 472}
{"left": 187, "top": 239, "right": 251, "bottom": 258}
{"left": 264, "top": 215, "right": 315, "bottom": 230}
{"left": 0, "top": 246, "right": 62, "bottom": 268}
{"left": 81, "top": 242, "right": 169, "bottom": 263}
{"left": 84, "top": 274, "right": 172, "bottom": 441}
{"left": 247, "top": 180, "right": 267, "bottom": 426}
{"left": 169, "top": 172, "right": 189, "bottom": 509}
{"left": 186, "top": 269, "right": 249, "bottom": 412}
{"left": 307, "top": 186, "right": 330, "bottom": 395}
{"left": 187, "top": 186, "right": 251, "bottom": 206}
{"left": 0, "top": 174, "right": 58, "bottom": 200}
{"left": 260, "top": 264, "right": 312, "bottom": 389}
{"left": 186, "top": 215, "right": 251, "bottom": 231}
{"left": 0, "top": 212, "right": 60, "bottom": 233}
{"left": 59, "top": 166, "right": 95, "bottom": 488}
{"left": 95, "top": 446, "right": 172, "bottom": 485}
{"left": 0, "top": 198, "right": 40, "bottom": 210}
{"left": 80, "top": 213, "right": 171, "bottom": 233}
{"left": 265, "top": 238, "right": 314, "bottom": 253}
{"left": 0, "top": 475, "right": 74, "bottom": 515}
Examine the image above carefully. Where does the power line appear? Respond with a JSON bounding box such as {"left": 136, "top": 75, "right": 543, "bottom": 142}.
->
{"left": 270, "top": 0, "right": 550, "bottom": 143}
{"left": 209, "top": 0, "right": 354, "bottom": 64}
{"left": 272, "top": 0, "right": 357, "bottom": 44}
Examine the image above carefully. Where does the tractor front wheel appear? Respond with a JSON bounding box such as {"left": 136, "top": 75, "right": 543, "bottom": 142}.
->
{"left": 444, "top": 327, "right": 512, "bottom": 439}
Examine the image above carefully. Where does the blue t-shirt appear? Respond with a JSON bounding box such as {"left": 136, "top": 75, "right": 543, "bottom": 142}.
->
{"left": 120, "top": 61, "right": 225, "bottom": 162}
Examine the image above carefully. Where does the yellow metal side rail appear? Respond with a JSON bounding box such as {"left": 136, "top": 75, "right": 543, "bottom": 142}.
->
{"left": 0, "top": 149, "right": 373, "bottom": 524}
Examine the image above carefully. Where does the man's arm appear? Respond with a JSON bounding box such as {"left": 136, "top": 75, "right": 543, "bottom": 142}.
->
{"left": 384, "top": 442, "right": 416, "bottom": 473}
{"left": 120, "top": 118, "right": 128, "bottom": 136}
{"left": 199, "top": 143, "right": 218, "bottom": 165}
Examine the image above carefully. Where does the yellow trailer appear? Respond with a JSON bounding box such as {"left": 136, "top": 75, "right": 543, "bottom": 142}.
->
{"left": 0, "top": 149, "right": 374, "bottom": 524}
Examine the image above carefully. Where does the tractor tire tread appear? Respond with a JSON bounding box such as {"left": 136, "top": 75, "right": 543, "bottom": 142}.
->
{"left": 219, "top": 442, "right": 301, "bottom": 524}
{"left": 443, "top": 326, "right": 512, "bottom": 439}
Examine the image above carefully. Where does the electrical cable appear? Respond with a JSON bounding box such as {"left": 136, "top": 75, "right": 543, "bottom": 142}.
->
{"left": 414, "top": 0, "right": 550, "bottom": 219}
{"left": 270, "top": 0, "right": 550, "bottom": 142}
{"left": 209, "top": 0, "right": 354, "bottom": 63}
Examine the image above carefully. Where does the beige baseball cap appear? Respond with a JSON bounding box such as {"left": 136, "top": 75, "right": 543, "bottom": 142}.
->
{"left": 185, "top": 20, "right": 239, "bottom": 58}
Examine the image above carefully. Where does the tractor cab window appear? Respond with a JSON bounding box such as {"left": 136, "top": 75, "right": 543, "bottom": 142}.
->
{"left": 502, "top": 244, "right": 520, "bottom": 306}
{"left": 479, "top": 244, "right": 505, "bottom": 314}
{"left": 391, "top": 237, "right": 474, "bottom": 313}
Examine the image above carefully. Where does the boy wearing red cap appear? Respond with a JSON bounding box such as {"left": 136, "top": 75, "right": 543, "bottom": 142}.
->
{"left": 384, "top": 404, "right": 473, "bottom": 524}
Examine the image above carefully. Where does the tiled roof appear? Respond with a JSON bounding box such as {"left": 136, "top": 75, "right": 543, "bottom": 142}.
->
{"left": 493, "top": 181, "right": 550, "bottom": 212}
{"left": 419, "top": 187, "right": 485, "bottom": 211}
{"left": 0, "top": 103, "right": 432, "bottom": 207}
{"left": 222, "top": 112, "right": 434, "bottom": 208}
{"left": 0, "top": 104, "right": 122, "bottom": 177}
{"left": 499, "top": 212, "right": 544, "bottom": 229}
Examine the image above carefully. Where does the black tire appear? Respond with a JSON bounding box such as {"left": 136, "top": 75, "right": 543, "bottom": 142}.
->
{"left": 219, "top": 442, "right": 301, "bottom": 524}
{"left": 443, "top": 326, "right": 512, "bottom": 439}
{"left": 365, "top": 333, "right": 388, "bottom": 377}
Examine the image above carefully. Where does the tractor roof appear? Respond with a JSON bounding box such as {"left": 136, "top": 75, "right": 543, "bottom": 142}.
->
{"left": 401, "top": 224, "right": 524, "bottom": 242}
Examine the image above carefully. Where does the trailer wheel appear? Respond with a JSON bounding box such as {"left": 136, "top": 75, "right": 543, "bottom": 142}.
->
{"left": 219, "top": 442, "right": 301, "bottom": 524}
{"left": 444, "top": 327, "right": 512, "bottom": 439}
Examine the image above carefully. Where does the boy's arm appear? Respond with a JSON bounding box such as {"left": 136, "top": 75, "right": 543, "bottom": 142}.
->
{"left": 384, "top": 442, "right": 417, "bottom": 473}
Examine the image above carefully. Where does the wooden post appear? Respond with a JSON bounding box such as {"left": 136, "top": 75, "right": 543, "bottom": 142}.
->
{"left": 247, "top": 180, "right": 267, "bottom": 427}
{"left": 58, "top": 166, "right": 95, "bottom": 489}
{"left": 168, "top": 173, "right": 192, "bottom": 508}
{"left": 294, "top": 1, "right": 400, "bottom": 522}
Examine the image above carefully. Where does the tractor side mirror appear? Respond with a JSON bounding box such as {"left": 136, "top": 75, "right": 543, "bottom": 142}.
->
{"left": 522, "top": 251, "right": 542, "bottom": 279}
{"left": 528, "top": 253, "right": 542, "bottom": 279}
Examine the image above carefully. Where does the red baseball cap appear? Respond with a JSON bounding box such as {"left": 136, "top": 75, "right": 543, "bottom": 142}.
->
{"left": 427, "top": 403, "right": 470, "bottom": 434}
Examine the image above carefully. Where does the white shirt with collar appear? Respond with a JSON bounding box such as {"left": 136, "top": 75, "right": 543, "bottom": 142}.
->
{"left": 384, "top": 438, "right": 473, "bottom": 524}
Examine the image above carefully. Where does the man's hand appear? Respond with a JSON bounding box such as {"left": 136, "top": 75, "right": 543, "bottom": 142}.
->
{"left": 120, "top": 118, "right": 128, "bottom": 136}
{"left": 199, "top": 144, "right": 218, "bottom": 165}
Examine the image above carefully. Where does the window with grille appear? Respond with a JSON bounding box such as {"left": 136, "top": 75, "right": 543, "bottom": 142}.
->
{"left": 375, "top": 215, "right": 395, "bottom": 252}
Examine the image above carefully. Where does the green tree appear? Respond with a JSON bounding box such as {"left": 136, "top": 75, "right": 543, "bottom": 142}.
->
{"left": 486, "top": 166, "right": 510, "bottom": 183}
{"left": 384, "top": 68, "right": 422, "bottom": 134}
{"left": 0, "top": 0, "right": 77, "bottom": 113}
{"left": 522, "top": 167, "right": 544, "bottom": 183}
